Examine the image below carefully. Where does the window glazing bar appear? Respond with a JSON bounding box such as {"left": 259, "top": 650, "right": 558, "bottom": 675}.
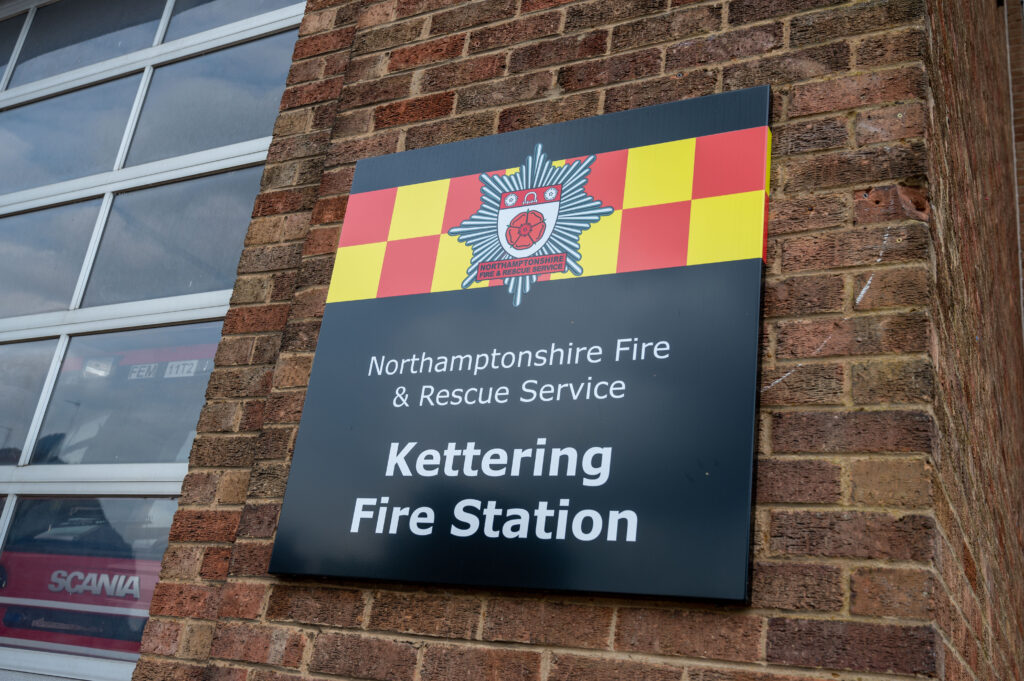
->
{"left": 0, "top": 5, "right": 31, "bottom": 91}
{"left": 0, "top": 646, "right": 136, "bottom": 680}
{"left": 17, "top": 333, "right": 67, "bottom": 466}
{"left": 153, "top": 0, "right": 176, "bottom": 47}
{"left": 68, "top": 192, "right": 114, "bottom": 310}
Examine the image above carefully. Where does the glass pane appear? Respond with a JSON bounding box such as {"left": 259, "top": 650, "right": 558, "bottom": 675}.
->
{"left": 0, "top": 74, "right": 141, "bottom": 195}
{"left": 0, "top": 13, "right": 26, "bottom": 80}
{"left": 0, "top": 496, "right": 177, "bottom": 659}
{"left": 0, "top": 200, "right": 101, "bottom": 317}
{"left": 165, "top": 0, "right": 297, "bottom": 41}
{"left": 0, "top": 339, "right": 58, "bottom": 465}
{"left": 83, "top": 167, "right": 262, "bottom": 306}
{"left": 126, "top": 30, "right": 295, "bottom": 166}
{"left": 9, "top": 0, "right": 164, "bottom": 87}
{"left": 32, "top": 322, "right": 221, "bottom": 465}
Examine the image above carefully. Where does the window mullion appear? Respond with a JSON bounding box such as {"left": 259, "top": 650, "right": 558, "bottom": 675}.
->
{"left": 69, "top": 192, "right": 113, "bottom": 310}
{"left": 112, "top": 66, "right": 153, "bottom": 172}
{"left": 0, "top": 492, "right": 17, "bottom": 554}
{"left": 0, "top": 4, "right": 33, "bottom": 92}
{"left": 153, "top": 0, "right": 176, "bottom": 46}
{"left": 17, "top": 333, "right": 68, "bottom": 467}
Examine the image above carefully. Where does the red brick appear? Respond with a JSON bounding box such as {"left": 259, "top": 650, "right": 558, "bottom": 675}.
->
{"left": 688, "top": 671, "right": 835, "bottom": 681}
{"left": 215, "top": 336, "right": 255, "bottom": 366}
{"left": 548, "top": 654, "right": 681, "bottom": 681}
{"left": 522, "top": 0, "right": 574, "bottom": 10}
{"left": 406, "top": 111, "right": 497, "bottom": 148}
{"left": 729, "top": 0, "right": 847, "bottom": 24}
{"left": 199, "top": 547, "right": 231, "bottom": 581}
{"left": 252, "top": 187, "right": 317, "bottom": 217}
{"left": 772, "top": 410, "right": 933, "bottom": 453}
{"left": 768, "top": 194, "right": 848, "bottom": 236}
{"left": 422, "top": 53, "right": 506, "bottom": 92}
{"left": 218, "top": 582, "right": 267, "bottom": 620}
{"left": 339, "top": 73, "right": 413, "bottom": 108}
{"left": 769, "top": 510, "right": 935, "bottom": 561}
{"left": 772, "top": 117, "right": 849, "bottom": 156}
{"left": 558, "top": 49, "right": 661, "bottom": 91}
{"left": 498, "top": 92, "right": 600, "bottom": 132}
{"left": 482, "top": 599, "right": 612, "bottom": 648}
{"left": 374, "top": 92, "right": 454, "bottom": 128}
{"left": 224, "top": 304, "right": 291, "bottom": 335}
{"left": 755, "top": 458, "right": 842, "bottom": 504}
{"left": 141, "top": 618, "right": 182, "bottom": 655}
{"left": 169, "top": 510, "right": 241, "bottom": 544}
{"left": 751, "top": 562, "right": 844, "bottom": 611}
{"left": 267, "top": 130, "right": 330, "bottom": 163}
{"left": 430, "top": 0, "right": 517, "bottom": 35}
{"left": 353, "top": 18, "right": 426, "bottom": 55}
{"left": 784, "top": 142, "right": 927, "bottom": 191}
{"left": 179, "top": 471, "right": 218, "bottom": 504}
{"left": 856, "top": 26, "right": 926, "bottom": 67}
{"left": 229, "top": 541, "right": 274, "bottom": 576}
{"left": 565, "top": 0, "right": 664, "bottom": 32}
{"left": 280, "top": 75, "right": 346, "bottom": 109}
{"left": 131, "top": 659, "right": 206, "bottom": 681}
{"left": 293, "top": 26, "right": 356, "bottom": 60}
{"left": 850, "top": 457, "right": 932, "bottom": 508}
{"left": 319, "top": 166, "right": 355, "bottom": 197}
{"left": 326, "top": 130, "right": 401, "bottom": 165}
{"left": 851, "top": 567, "right": 934, "bottom": 618}
{"left": 509, "top": 31, "right": 608, "bottom": 73}
{"left": 237, "top": 243, "right": 302, "bottom": 274}
{"left": 366, "top": 591, "right": 479, "bottom": 638}
{"left": 300, "top": 6, "right": 340, "bottom": 35}
{"left": 237, "top": 502, "right": 281, "bottom": 538}
{"left": 611, "top": 5, "right": 720, "bottom": 52}
{"left": 604, "top": 70, "right": 718, "bottom": 112}
{"left": 854, "top": 184, "right": 929, "bottom": 224}
{"left": 667, "top": 22, "right": 783, "bottom": 70}
{"left": 455, "top": 71, "right": 554, "bottom": 112}
{"left": 211, "top": 622, "right": 305, "bottom": 667}
{"left": 160, "top": 545, "right": 203, "bottom": 580}
{"left": 776, "top": 312, "right": 929, "bottom": 358}
{"left": 388, "top": 34, "right": 464, "bottom": 71}
{"left": 420, "top": 644, "right": 542, "bottom": 681}
{"left": 615, "top": 608, "right": 763, "bottom": 662}
{"left": 267, "top": 585, "right": 364, "bottom": 627}
{"left": 150, "top": 583, "right": 221, "bottom": 619}
{"left": 469, "top": 12, "right": 561, "bottom": 53}
{"left": 764, "top": 273, "right": 845, "bottom": 317}
{"left": 767, "top": 618, "right": 938, "bottom": 676}
{"left": 781, "top": 223, "right": 929, "bottom": 272}
{"left": 852, "top": 357, "right": 934, "bottom": 403}
{"left": 303, "top": 226, "right": 342, "bottom": 256}
{"left": 309, "top": 634, "right": 418, "bottom": 680}
{"left": 723, "top": 42, "right": 850, "bottom": 90}
{"left": 358, "top": 0, "right": 396, "bottom": 26}
{"left": 760, "top": 363, "right": 844, "bottom": 405}
{"left": 248, "top": 461, "right": 291, "bottom": 497}
{"left": 790, "top": 0, "right": 924, "bottom": 47}
{"left": 789, "top": 66, "right": 926, "bottom": 117}
{"left": 853, "top": 266, "right": 929, "bottom": 311}
{"left": 855, "top": 101, "right": 926, "bottom": 145}
{"left": 311, "top": 195, "right": 348, "bottom": 224}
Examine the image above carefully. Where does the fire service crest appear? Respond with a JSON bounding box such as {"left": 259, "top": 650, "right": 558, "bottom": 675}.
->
{"left": 449, "top": 144, "right": 614, "bottom": 306}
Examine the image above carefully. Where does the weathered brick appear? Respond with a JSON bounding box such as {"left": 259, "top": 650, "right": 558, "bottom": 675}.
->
{"left": 509, "top": 31, "right": 608, "bottom": 73}
{"left": 211, "top": 622, "right": 305, "bottom": 667}
{"left": 852, "top": 357, "right": 934, "bottom": 403}
{"left": 294, "top": 26, "right": 356, "bottom": 60}
{"left": 853, "top": 266, "right": 929, "bottom": 310}
{"left": 150, "top": 583, "right": 221, "bottom": 619}
{"left": 498, "top": 92, "right": 600, "bottom": 132}
{"left": 751, "top": 562, "right": 844, "bottom": 611}
{"left": 558, "top": 49, "right": 662, "bottom": 91}
{"left": 565, "top": 0, "right": 664, "bottom": 32}
{"left": 772, "top": 410, "right": 933, "bottom": 453}
{"left": 764, "top": 273, "right": 845, "bottom": 317}
{"left": 218, "top": 582, "right": 267, "bottom": 620}
{"left": 207, "top": 366, "right": 274, "bottom": 399}
{"left": 855, "top": 101, "right": 926, "bottom": 145}
{"left": 856, "top": 26, "right": 926, "bottom": 67}
{"left": 548, "top": 654, "right": 681, "bottom": 681}
{"left": 228, "top": 541, "right": 274, "bottom": 576}
{"left": 769, "top": 510, "right": 935, "bottom": 561}
{"left": 197, "top": 402, "right": 242, "bottom": 433}
{"left": 169, "top": 510, "right": 242, "bottom": 543}
{"left": 851, "top": 567, "right": 933, "bottom": 618}
{"left": 755, "top": 458, "right": 842, "bottom": 503}
{"left": 430, "top": 0, "right": 517, "bottom": 35}
{"left": 850, "top": 457, "right": 932, "bottom": 508}
{"left": 353, "top": 18, "right": 426, "bottom": 55}
{"left": 309, "top": 634, "right": 418, "bottom": 680}
{"left": 179, "top": 471, "right": 218, "bottom": 504}
{"left": 160, "top": 545, "right": 203, "bottom": 580}
{"left": 785, "top": 142, "right": 927, "bottom": 191}
{"left": 456, "top": 71, "right": 555, "bottom": 112}
{"left": 267, "top": 585, "right": 364, "bottom": 627}
{"left": 248, "top": 460, "right": 291, "bottom": 497}
{"left": 724, "top": 42, "right": 850, "bottom": 90}
{"left": 776, "top": 312, "right": 929, "bottom": 358}
{"left": 611, "top": 5, "right": 720, "bottom": 52}
{"left": 267, "top": 130, "right": 330, "bottom": 163}
{"left": 760, "top": 364, "right": 844, "bottom": 405}
{"left": 772, "top": 117, "right": 849, "bottom": 156}
{"left": 200, "top": 547, "right": 232, "bottom": 581}
{"left": 688, "top": 671, "right": 835, "bottom": 681}
{"left": 781, "top": 223, "right": 929, "bottom": 272}
{"left": 482, "top": 599, "right": 612, "bottom": 648}
{"left": 768, "top": 194, "right": 848, "bottom": 236}
{"left": 131, "top": 659, "right": 205, "bottom": 681}
{"left": 854, "top": 184, "right": 930, "bottom": 224}
{"left": 141, "top": 618, "right": 182, "bottom": 656}
{"left": 369, "top": 591, "right": 480, "bottom": 638}
{"left": 604, "top": 70, "right": 717, "bottom": 112}
{"left": 319, "top": 166, "right": 355, "bottom": 197}
{"left": 420, "top": 644, "right": 542, "bottom": 681}
{"left": 339, "top": 73, "right": 413, "bottom": 108}
{"left": 252, "top": 187, "right": 317, "bottom": 217}
{"left": 280, "top": 75, "right": 346, "bottom": 109}
{"left": 789, "top": 66, "right": 926, "bottom": 117}
{"left": 327, "top": 130, "right": 401, "bottom": 165}
{"left": 374, "top": 91, "right": 454, "bottom": 128}
{"left": 237, "top": 243, "right": 302, "bottom": 274}
{"left": 237, "top": 502, "right": 281, "bottom": 538}
{"left": 215, "top": 336, "right": 255, "bottom": 366}
{"left": 767, "top": 618, "right": 938, "bottom": 676}
{"left": 791, "top": 0, "right": 924, "bottom": 47}
{"left": 615, "top": 608, "right": 763, "bottom": 662}
{"left": 667, "top": 22, "right": 783, "bottom": 70}
{"left": 388, "top": 33, "right": 464, "bottom": 71}
{"left": 469, "top": 12, "right": 561, "bottom": 53}
{"left": 422, "top": 53, "right": 505, "bottom": 92}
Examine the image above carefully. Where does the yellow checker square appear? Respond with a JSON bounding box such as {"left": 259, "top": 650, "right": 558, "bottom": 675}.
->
{"left": 551, "top": 211, "right": 622, "bottom": 280}
{"left": 433, "top": 234, "right": 486, "bottom": 292}
{"left": 327, "top": 243, "right": 386, "bottom": 303}
{"left": 622, "top": 138, "right": 695, "bottom": 209}
{"left": 687, "top": 191, "right": 766, "bottom": 266}
{"left": 388, "top": 179, "right": 450, "bottom": 241}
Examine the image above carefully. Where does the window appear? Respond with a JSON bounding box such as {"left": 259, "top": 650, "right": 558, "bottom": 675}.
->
{"left": 0, "top": 0, "right": 301, "bottom": 678}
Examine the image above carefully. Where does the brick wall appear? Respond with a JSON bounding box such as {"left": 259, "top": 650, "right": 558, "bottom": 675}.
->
{"left": 131, "top": 1, "right": 1024, "bottom": 680}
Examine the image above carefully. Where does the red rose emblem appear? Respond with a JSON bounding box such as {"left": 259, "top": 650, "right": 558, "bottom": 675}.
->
{"left": 507, "top": 210, "right": 546, "bottom": 250}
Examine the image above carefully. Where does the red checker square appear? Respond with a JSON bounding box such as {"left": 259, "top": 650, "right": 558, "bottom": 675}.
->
{"left": 489, "top": 277, "right": 504, "bottom": 286}
{"left": 691, "top": 126, "right": 769, "bottom": 199}
{"left": 443, "top": 173, "right": 483, "bottom": 234}
{"left": 583, "top": 148, "right": 628, "bottom": 210}
{"left": 377, "top": 235, "right": 440, "bottom": 298}
{"left": 617, "top": 202, "right": 690, "bottom": 273}
{"left": 338, "top": 187, "right": 397, "bottom": 246}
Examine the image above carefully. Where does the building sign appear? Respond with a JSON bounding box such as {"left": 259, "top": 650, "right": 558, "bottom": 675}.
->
{"left": 271, "top": 87, "right": 771, "bottom": 601}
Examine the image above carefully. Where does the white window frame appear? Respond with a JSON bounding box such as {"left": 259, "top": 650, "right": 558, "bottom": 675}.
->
{"left": 0, "top": 1, "right": 304, "bottom": 678}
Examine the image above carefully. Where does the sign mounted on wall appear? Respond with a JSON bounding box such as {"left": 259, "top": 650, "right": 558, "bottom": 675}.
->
{"left": 271, "top": 86, "right": 771, "bottom": 601}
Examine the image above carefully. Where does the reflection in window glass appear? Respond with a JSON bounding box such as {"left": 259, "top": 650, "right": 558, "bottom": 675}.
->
{"left": 0, "top": 75, "right": 141, "bottom": 195}
{"left": 9, "top": 0, "right": 164, "bottom": 87}
{"left": 165, "top": 0, "right": 297, "bottom": 42}
{"left": 32, "top": 322, "right": 222, "bottom": 465}
{"left": 126, "top": 30, "right": 295, "bottom": 166}
{"left": 0, "top": 13, "right": 26, "bottom": 79}
{"left": 0, "top": 339, "right": 58, "bottom": 465}
{"left": 0, "top": 200, "right": 101, "bottom": 318}
{"left": 0, "top": 496, "right": 177, "bottom": 659}
{"left": 84, "top": 167, "right": 262, "bottom": 306}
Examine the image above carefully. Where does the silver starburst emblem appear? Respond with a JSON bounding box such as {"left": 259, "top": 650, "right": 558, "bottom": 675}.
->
{"left": 449, "top": 143, "right": 614, "bottom": 306}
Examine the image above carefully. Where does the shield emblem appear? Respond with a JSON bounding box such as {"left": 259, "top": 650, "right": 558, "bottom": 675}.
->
{"left": 496, "top": 185, "right": 561, "bottom": 258}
